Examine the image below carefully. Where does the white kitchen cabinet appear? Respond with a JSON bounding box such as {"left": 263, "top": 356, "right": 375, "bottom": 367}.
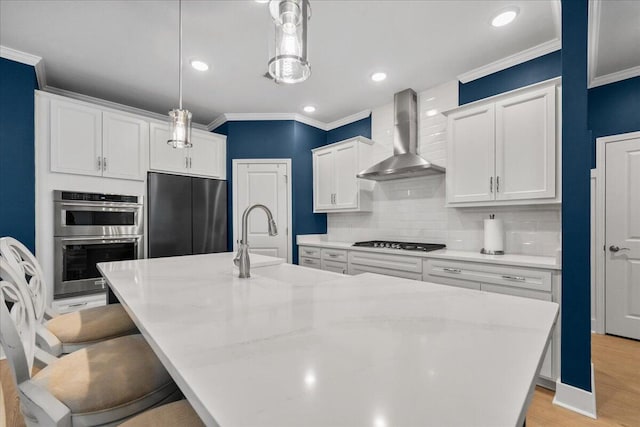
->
{"left": 50, "top": 99, "right": 148, "bottom": 181}
{"left": 348, "top": 250, "right": 423, "bottom": 281}
{"left": 150, "top": 122, "right": 227, "bottom": 179}
{"left": 102, "top": 112, "right": 148, "bottom": 180}
{"left": 50, "top": 98, "right": 103, "bottom": 177}
{"left": 445, "top": 80, "right": 559, "bottom": 206}
{"left": 423, "top": 257, "right": 559, "bottom": 386}
{"left": 312, "top": 136, "right": 374, "bottom": 213}
{"left": 52, "top": 293, "right": 106, "bottom": 314}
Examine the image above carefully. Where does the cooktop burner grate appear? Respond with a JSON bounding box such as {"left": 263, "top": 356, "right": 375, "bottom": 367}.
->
{"left": 352, "top": 241, "right": 446, "bottom": 252}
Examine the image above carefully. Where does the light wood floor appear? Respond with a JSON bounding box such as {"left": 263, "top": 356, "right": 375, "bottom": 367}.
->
{"left": 1, "top": 334, "right": 638, "bottom": 426}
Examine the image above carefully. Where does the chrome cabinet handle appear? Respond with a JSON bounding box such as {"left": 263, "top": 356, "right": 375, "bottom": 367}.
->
{"left": 188, "top": 157, "right": 192, "bottom": 168}
{"left": 304, "top": 259, "right": 313, "bottom": 264}
{"left": 496, "top": 176, "right": 500, "bottom": 192}
{"left": 490, "top": 176, "right": 493, "bottom": 193}
{"left": 67, "top": 302, "right": 88, "bottom": 308}
{"left": 97, "top": 156, "right": 102, "bottom": 171}
{"left": 502, "top": 275, "right": 526, "bottom": 281}
{"left": 443, "top": 268, "right": 461, "bottom": 274}
{"left": 609, "top": 245, "right": 630, "bottom": 252}
{"left": 328, "top": 253, "right": 339, "bottom": 258}
{"left": 103, "top": 157, "right": 107, "bottom": 171}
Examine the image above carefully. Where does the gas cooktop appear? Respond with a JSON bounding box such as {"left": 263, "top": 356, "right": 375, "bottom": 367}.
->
{"left": 352, "top": 241, "right": 446, "bottom": 252}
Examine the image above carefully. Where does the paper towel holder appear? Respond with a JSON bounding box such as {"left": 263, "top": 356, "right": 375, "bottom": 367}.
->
{"left": 481, "top": 214, "right": 505, "bottom": 255}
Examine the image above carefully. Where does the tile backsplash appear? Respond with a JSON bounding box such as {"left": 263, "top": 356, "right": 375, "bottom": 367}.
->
{"left": 326, "top": 80, "right": 561, "bottom": 257}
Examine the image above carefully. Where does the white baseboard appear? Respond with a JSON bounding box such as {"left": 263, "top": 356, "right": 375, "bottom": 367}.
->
{"left": 552, "top": 363, "right": 597, "bottom": 418}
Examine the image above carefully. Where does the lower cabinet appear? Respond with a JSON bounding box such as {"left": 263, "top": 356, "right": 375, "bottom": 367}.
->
{"left": 348, "top": 251, "right": 422, "bottom": 280}
{"left": 52, "top": 292, "right": 107, "bottom": 314}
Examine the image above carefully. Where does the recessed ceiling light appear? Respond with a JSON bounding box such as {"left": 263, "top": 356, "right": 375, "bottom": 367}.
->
{"left": 303, "top": 105, "right": 316, "bottom": 113}
{"left": 491, "top": 8, "right": 519, "bottom": 27}
{"left": 371, "top": 72, "right": 387, "bottom": 82}
{"left": 190, "top": 60, "right": 209, "bottom": 71}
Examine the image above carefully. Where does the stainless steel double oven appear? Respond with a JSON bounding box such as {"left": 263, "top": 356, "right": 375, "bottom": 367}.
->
{"left": 54, "top": 191, "right": 143, "bottom": 298}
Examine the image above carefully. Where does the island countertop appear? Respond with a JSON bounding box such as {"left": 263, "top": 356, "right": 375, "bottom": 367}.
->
{"left": 98, "top": 252, "right": 558, "bottom": 427}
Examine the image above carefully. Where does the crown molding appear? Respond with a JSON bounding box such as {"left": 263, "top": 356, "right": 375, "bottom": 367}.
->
{"left": 207, "top": 109, "right": 371, "bottom": 132}
{"left": 0, "top": 45, "right": 47, "bottom": 88}
{"left": 41, "top": 86, "right": 209, "bottom": 130}
{"left": 589, "top": 65, "right": 640, "bottom": 89}
{"left": 457, "top": 38, "right": 561, "bottom": 84}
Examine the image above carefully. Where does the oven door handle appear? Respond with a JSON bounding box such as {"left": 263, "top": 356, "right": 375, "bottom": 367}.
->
{"left": 59, "top": 203, "right": 141, "bottom": 211}
{"left": 59, "top": 237, "right": 140, "bottom": 245}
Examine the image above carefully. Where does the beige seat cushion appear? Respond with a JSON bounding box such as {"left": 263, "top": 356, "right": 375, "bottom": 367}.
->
{"left": 32, "top": 335, "right": 174, "bottom": 414}
{"left": 120, "top": 400, "right": 205, "bottom": 427}
{"left": 45, "top": 303, "right": 137, "bottom": 344}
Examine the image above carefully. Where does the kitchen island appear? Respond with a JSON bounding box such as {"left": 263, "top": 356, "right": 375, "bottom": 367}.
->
{"left": 98, "top": 252, "right": 558, "bottom": 427}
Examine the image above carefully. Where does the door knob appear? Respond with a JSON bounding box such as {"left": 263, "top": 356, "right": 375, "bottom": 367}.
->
{"left": 609, "top": 245, "right": 630, "bottom": 252}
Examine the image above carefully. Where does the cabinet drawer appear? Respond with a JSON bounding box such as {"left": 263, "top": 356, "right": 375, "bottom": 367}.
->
{"left": 349, "top": 264, "right": 423, "bottom": 281}
{"left": 423, "top": 274, "right": 481, "bottom": 291}
{"left": 424, "top": 259, "right": 551, "bottom": 292}
{"left": 321, "top": 248, "right": 347, "bottom": 263}
{"left": 349, "top": 251, "right": 422, "bottom": 273}
{"left": 299, "top": 246, "right": 321, "bottom": 259}
{"left": 299, "top": 256, "right": 321, "bottom": 269}
{"left": 52, "top": 293, "right": 107, "bottom": 314}
{"left": 322, "top": 259, "right": 347, "bottom": 275}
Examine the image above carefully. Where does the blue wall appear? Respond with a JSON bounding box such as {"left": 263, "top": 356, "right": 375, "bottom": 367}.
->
{"left": 326, "top": 116, "right": 372, "bottom": 144}
{"left": 214, "top": 116, "right": 371, "bottom": 264}
{"left": 561, "top": 0, "right": 592, "bottom": 392}
{"left": 459, "top": 50, "right": 561, "bottom": 105}
{"left": 588, "top": 76, "right": 640, "bottom": 166}
{"left": 0, "top": 58, "right": 38, "bottom": 252}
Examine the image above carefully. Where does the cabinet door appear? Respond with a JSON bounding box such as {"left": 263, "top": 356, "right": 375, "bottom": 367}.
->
{"left": 149, "top": 122, "right": 188, "bottom": 174}
{"left": 495, "top": 86, "right": 556, "bottom": 200}
{"left": 50, "top": 99, "right": 102, "bottom": 176}
{"left": 446, "top": 104, "right": 495, "bottom": 203}
{"left": 189, "top": 132, "right": 225, "bottom": 178}
{"left": 480, "top": 283, "right": 554, "bottom": 379}
{"left": 102, "top": 112, "right": 148, "bottom": 181}
{"left": 333, "top": 141, "right": 359, "bottom": 209}
{"left": 313, "top": 148, "right": 334, "bottom": 211}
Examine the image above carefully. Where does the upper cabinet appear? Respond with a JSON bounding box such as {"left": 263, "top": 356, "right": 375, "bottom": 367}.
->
{"left": 445, "top": 81, "right": 560, "bottom": 207}
{"left": 149, "top": 123, "right": 226, "bottom": 179}
{"left": 312, "top": 136, "right": 374, "bottom": 213}
{"left": 49, "top": 98, "right": 148, "bottom": 181}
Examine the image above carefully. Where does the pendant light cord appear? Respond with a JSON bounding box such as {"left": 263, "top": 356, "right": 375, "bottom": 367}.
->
{"left": 178, "top": 0, "right": 183, "bottom": 110}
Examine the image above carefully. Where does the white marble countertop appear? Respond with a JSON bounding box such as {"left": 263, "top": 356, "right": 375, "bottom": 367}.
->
{"left": 99, "top": 252, "right": 558, "bottom": 427}
{"left": 297, "top": 235, "right": 561, "bottom": 270}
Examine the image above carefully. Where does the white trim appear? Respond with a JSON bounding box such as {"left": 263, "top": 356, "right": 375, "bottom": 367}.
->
{"left": 457, "top": 39, "right": 561, "bottom": 83}
{"left": 594, "top": 130, "right": 640, "bottom": 335}
{"left": 589, "top": 66, "right": 640, "bottom": 89}
{"left": 207, "top": 110, "right": 372, "bottom": 132}
{"left": 552, "top": 363, "right": 597, "bottom": 419}
{"left": 232, "top": 159, "right": 294, "bottom": 264}
{"left": 324, "top": 110, "right": 371, "bottom": 130}
{"left": 588, "top": 0, "right": 640, "bottom": 88}
{"left": 40, "top": 86, "right": 209, "bottom": 130}
{"left": 590, "top": 169, "right": 604, "bottom": 334}
{"left": 0, "top": 45, "right": 47, "bottom": 88}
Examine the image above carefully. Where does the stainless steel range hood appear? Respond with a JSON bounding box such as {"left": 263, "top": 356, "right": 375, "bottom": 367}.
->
{"left": 357, "top": 88, "right": 445, "bottom": 181}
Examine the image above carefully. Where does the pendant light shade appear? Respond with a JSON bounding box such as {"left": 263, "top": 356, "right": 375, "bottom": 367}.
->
{"left": 168, "top": 0, "right": 192, "bottom": 148}
{"left": 268, "top": 0, "right": 311, "bottom": 84}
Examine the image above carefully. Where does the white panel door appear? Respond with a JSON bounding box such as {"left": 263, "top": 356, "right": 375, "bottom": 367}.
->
{"left": 447, "top": 104, "right": 495, "bottom": 203}
{"left": 333, "top": 141, "right": 358, "bottom": 209}
{"left": 605, "top": 137, "right": 640, "bottom": 340}
{"left": 495, "top": 86, "right": 556, "bottom": 200}
{"left": 313, "top": 148, "right": 334, "bottom": 211}
{"left": 102, "top": 112, "right": 148, "bottom": 181}
{"left": 234, "top": 161, "right": 290, "bottom": 261}
{"left": 149, "top": 122, "right": 188, "bottom": 173}
{"left": 189, "top": 132, "right": 225, "bottom": 179}
{"left": 50, "top": 99, "right": 102, "bottom": 176}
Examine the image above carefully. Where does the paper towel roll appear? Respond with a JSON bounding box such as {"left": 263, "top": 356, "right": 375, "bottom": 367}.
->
{"left": 484, "top": 218, "right": 504, "bottom": 253}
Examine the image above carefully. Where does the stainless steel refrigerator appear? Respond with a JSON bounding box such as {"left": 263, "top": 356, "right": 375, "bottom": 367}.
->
{"left": 147, "top": 172, "right": 227, "bottom": 258}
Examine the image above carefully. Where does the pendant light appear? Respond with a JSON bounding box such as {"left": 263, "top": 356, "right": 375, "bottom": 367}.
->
{"left": 267, "top": 0, "right": 311, "bottom": 84}
{"left": 167, "top": 0, "right": 192, "bottom": 148}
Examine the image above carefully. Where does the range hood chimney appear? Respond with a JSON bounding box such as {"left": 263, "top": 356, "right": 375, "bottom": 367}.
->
{"left": 357, "top": 88, "right": 445, "bottom": 181}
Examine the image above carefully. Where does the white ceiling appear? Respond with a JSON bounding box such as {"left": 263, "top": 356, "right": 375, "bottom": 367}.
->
{"left": 0, "top": 1, "right": 561, "bottom": 125}
{"left": 589, "top": 0, "right": 640, "bottom": 87}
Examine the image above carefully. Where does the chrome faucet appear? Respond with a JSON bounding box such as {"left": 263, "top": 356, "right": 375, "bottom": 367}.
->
{"left": 233, "top": 204, "right": 278, "bottom": 278}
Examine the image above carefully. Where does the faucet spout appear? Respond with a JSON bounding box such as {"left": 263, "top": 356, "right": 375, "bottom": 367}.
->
{"left": 234, "top": 204, "right": 278, "bottom": 278}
